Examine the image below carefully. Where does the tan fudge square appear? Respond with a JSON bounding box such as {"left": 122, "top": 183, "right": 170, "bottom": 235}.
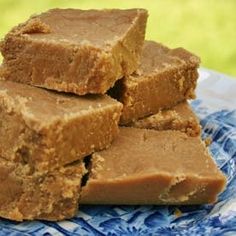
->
{"left": 0, "top": 80, "right": 122, "bottom": 171}
{"left": 109, "top": 41, "right": 200, "bottom": 124}
{"left": 0, "top": 8, "right": 148, "bottom": 95}
{"left": 81, "top": 127, "right": 226, "bottom": 205}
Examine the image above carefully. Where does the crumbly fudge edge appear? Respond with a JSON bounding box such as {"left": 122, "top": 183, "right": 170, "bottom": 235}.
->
{"left": 127, "top": 102, "right": 201, "bottom": 137}
{"left": 0, "top": 158, "right": 86, "bottom": 221}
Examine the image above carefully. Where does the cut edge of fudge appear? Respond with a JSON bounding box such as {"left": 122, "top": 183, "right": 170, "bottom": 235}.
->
{"left": 0, "top": 158, "right": 86, "bottom": 221}
{"left": 109, "top": 40, "right": 200, "bottom": 124}
{"left": 0, "top": 8, "right": 148, "bottom": 95}
{"left": 127, "top": 101, "right": 201, "bottom": 137}
{"left": 80, "top": 128, "right": 226, "bottom": 205}
{"left": 0, "top": 80, "right": 123, "bottom": 171}
{"left": 81, "top": 172, "right": 226, "bottom": 205}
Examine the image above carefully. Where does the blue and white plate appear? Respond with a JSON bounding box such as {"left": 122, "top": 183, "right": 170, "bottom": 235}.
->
{"left": 0, "top": 68, "right": 235, "bottom": 236}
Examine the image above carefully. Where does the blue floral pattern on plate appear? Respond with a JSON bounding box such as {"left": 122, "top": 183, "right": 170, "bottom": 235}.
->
{"left": 0, "top": 68, "right": 236, "bottom": 236}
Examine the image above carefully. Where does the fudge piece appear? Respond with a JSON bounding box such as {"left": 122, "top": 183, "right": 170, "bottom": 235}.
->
{"left": 0, "top": 80, "right": 122, "bottom": 171}
{"left": 0, "top": 158, "right": 86, "bottom": 221}
{"left": 129, "top": 102, "right": 201, "bottom": 137}
{"left": 81, "top": 128, "right": 226, "bottom": 205}
{"left": 109, "top": 41, "right": 200, "bottom": 124}
{"left": 0, "top": 8, "right": 148, "bottom": 95}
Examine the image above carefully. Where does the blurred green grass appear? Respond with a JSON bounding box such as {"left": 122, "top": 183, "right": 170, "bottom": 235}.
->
{"left": 0, "top": 0, "right": 235, "bottom": 76}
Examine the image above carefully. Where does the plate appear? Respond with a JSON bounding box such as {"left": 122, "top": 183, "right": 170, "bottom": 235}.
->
{"left": 0, "top": 68, "right": 236, "bottom": 236}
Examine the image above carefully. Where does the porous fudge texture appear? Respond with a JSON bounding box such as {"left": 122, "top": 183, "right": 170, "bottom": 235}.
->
{"left": 0, "top": 8, "right": 148, "bottom": 95}
{"left": 129, "top": 102, "right": 201, "bottom": 137}
{"left": 0, "top": 80, "right": 122, "bottom": 171}
{"left": 0, "top": 158, "right": 86, "bottom": 221}
{"left": 81, "top": 128, "right": 226, "bottom": 205}
{"left": 109, "top": 41, "right": 200, "bottom": 124}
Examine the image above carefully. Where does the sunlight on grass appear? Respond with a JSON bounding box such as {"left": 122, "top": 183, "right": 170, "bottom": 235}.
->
{"left": 0, "top": 0, "right": 235, "bottom": 76}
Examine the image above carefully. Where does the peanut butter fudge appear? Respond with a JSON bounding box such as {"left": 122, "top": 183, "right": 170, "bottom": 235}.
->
{"left": 0, "top": 80, "right": 122, "bottom": 171}
{"left": 0, "top": 158, "right": 86, "bottom": 221}
{"left": 0, "top": 8, "right": 148, "bottom": 95}
{"left": 81, "top": 128, "right": 226, "bottom": 204}
{"left": 109, "top": 41, "right": 200, "bottom": 124}
{"left": 129, "top": 102, "right": 201, "bottom": 137}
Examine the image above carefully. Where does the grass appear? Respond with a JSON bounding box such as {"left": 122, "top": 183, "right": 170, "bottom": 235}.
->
{"left": 0, "top": 0, "right": 235, "bottom": 76}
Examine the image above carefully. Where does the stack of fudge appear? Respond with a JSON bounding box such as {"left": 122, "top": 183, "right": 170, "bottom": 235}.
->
{"left": 0, "top": 8, "right": 226, "bottom": 221}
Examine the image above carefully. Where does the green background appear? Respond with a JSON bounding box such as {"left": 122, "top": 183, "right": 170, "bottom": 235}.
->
{"left": 0, "top": 0, "right": 235, "bottom": 76}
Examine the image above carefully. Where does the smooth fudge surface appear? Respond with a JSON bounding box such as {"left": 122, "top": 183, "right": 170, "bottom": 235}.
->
{"left": 0, "top": 158, "right": 85, "bottom": 221}
{"left": 0, "top": 8, "right": 148, "bottom": 95}
{"left": 81, "top": 128, "right": 226, "bottom": 205}
{"left": 0, "top": 80, "right": 122, "bottom": 171}
{"left": 129, "top": 102, "right": 201, "bottom": 136}
{"left": 109, "top": 41, "right": 200, "bottom": 124}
